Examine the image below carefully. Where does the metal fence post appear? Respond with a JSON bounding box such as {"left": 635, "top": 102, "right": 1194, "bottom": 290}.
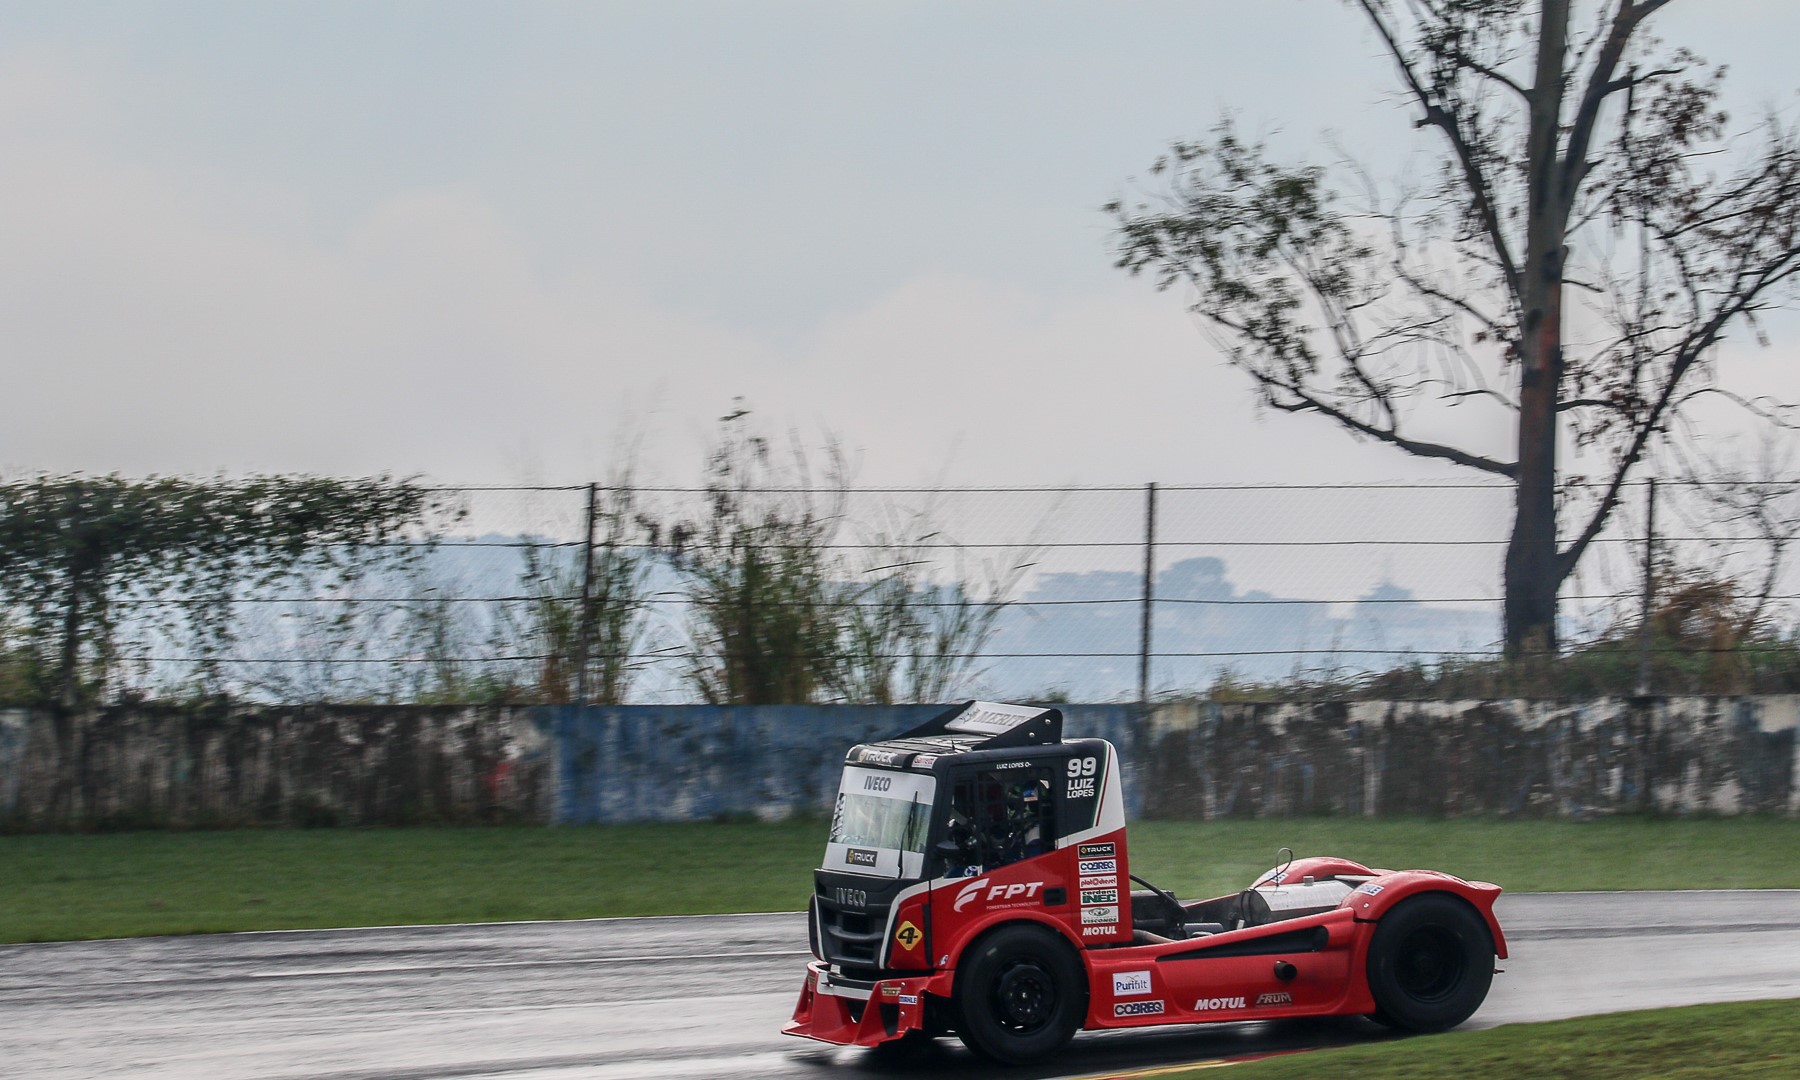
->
{"left": 1636, "top": 478, "right": 1657, "bottom": 697}
{"left": 1139, "top": 482, "right": 1158, "bottom": 705}
{"left": 573, "top": 482, "right": 599, "bottom": 709}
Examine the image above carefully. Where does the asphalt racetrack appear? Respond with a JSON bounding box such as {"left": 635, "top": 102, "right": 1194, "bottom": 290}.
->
{"left": 5, "top": 891, "right": 1800, "bottom": 1079}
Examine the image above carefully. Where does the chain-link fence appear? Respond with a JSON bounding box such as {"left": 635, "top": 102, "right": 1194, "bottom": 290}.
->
{"left": 20, "top": 478, "right": 1800, "bottom": 704}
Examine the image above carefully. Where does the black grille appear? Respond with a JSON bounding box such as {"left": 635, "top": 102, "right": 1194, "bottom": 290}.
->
{"left": 818, "top": 896, "right": 883, "bottom": 968}
{"left": 814, "top": 872, "right": 905, "bottom": 973}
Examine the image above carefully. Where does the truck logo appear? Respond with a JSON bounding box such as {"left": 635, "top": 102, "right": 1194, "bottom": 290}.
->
{"left": 1078, "top": 859, "right": 1117, "bottom": 875}
{"left": 1077, "top": 842, "right": 1115, "bottom": 858}
{"left": 954, "top": 878, "right": 1045, "bottom": 911}
{"left": 1112, "top": 970, "right": 1152, "bottom": 996}
{"left": 1113, "top": 999, "right": 1164, "bottom": 1017}
{"left": 846, "top": 848, "right": 879, "bottom": 867}
{"left": 863, "top": 775, "right": 892, "bottom": 791}
{"left": 1080, "top": 889, "right": 1118, "bottom": 905}
{"left": 1081, "top": 905, "right": 1120, "bottom": 924}
{"left": 831, "top": 887, "right": 867, "bottom": 907}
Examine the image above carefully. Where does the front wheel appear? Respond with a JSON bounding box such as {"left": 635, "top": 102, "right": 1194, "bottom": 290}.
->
{"left": 955, "top": 925, "right": 1086, "bottom": 1064}
{"left": 1366, "top": 894, "right": 1494, "bottom": 1032}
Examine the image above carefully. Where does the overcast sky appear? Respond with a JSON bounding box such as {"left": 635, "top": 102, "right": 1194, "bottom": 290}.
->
{"left": 3, "top": 1, "right": 1798, "bottom": 488}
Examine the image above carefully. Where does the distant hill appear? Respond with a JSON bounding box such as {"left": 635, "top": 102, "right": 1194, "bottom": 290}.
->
{"left": 979, "top": 557, "right": 1495, "bottom": 700}
{"left": 173, "top": 541, "right": 1497, "bottom": 703}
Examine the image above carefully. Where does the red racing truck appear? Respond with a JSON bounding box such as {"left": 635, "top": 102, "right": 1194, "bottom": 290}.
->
{"left": 784, "top": 701, "right": 1506, "bottom": 1064}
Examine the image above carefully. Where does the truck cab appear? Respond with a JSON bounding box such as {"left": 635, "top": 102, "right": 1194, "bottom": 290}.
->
{"left": 800, "top": 703, "right": 1128, "bottom": 1032}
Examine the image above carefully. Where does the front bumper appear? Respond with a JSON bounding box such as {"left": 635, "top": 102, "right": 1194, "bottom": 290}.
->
{"left": 781, "top": 962, "right": 952, "bottom": 1047}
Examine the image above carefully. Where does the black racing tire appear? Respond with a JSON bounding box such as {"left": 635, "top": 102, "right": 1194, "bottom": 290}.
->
{"left": 1365, "top": 893, "right": 1495, "bottom": 1033}
{"left": 1367, "top": 1007, "right": 1401, "bottom": 1029}
{"left": 954, "top": 924, "right": 1087, "bottom": 1065}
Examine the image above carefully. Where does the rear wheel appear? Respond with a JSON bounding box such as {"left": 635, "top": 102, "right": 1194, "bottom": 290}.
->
{"left": 954, "top": 925, "right": 1086, "bottom": 1064}
{"left": 1366, "top": 894, "right": 1494, "bottom": 1032}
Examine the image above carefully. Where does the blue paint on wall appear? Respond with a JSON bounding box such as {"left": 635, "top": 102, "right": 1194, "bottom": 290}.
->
{"left": 544, "top": 704, "right": 1144, "bottom": 825}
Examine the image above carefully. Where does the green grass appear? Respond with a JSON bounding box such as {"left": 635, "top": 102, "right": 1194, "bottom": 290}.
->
{"left": 2, "top": 817, "right": 1798, "bottom": 944}
{"left": 1150, "top": 1000, "right": 1800, "bottom": 1079}
{"left": 1125, "top": 816, "right": 1800, "bottom": 897}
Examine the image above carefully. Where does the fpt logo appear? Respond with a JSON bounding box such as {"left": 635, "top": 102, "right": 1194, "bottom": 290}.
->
{"left": 954, "top": 878, "right": 1045, "bottom": 911}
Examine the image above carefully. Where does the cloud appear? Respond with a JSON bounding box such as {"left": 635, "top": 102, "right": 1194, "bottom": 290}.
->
{"left": 0, "top": 69, "right": 778, "bottom": 482}
{"left": 0, "top": 47, "right": 1504, "bottom": 493}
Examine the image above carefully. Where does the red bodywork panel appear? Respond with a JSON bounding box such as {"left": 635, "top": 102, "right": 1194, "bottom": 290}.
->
{"left": 927, "top": 826, "right": 1134, "bottom": 957}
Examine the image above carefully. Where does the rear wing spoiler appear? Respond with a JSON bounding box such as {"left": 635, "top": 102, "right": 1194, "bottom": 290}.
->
{"left": 896, "top": 700, "right": 1063, "bottom": 749}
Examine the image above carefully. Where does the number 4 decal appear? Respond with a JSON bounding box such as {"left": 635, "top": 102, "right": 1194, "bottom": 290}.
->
{"left": 895, "top": 921, "right": 922, "bottom": 950}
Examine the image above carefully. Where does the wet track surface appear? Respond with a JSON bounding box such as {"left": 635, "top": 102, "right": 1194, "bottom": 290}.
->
{"left": 4, "top": 891, "right": 1800, "bottom": 1079}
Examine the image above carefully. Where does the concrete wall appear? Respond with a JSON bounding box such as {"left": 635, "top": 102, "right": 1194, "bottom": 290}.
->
{"left": 1137, "top": 698, "right": 1798, "bottom": 819}
{"left": 2, "top": 697, "right": 1795, "bottom": 830}
{"left": 549, "top": 704, "right": 1142, "bottom": 824}
{"left": 0, "top": 705, "right": 551, "bottom": 830}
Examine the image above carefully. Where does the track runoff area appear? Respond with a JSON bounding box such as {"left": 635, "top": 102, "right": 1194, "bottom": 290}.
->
{"left": 3, "top": 894, "right": 1799, "bottom": 1079}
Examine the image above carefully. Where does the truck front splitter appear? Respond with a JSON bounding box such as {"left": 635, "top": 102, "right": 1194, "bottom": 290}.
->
{"left": 783, "top": 962, "right": 953, "bottom": 1048}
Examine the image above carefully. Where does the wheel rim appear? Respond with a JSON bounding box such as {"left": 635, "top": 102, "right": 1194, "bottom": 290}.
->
{"left": 992, "top": 958, "right": 1056, "bottom": 1033}
{"left": 1394, "top": 924, "right": 1466, "bottom": 1003}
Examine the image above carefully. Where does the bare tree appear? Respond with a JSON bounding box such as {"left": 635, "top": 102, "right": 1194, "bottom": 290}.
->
{"left": 659, "top": 411, "right": 849, "bottom": 705}
{"left": 1110, "top": 0, "right": 1800, "bottom": 656}
{"left": 832, "top": 498, "right": 1034, "bottom": 704}
{"left": 1679, "top": 435, "right": 1800, "bottom": 634}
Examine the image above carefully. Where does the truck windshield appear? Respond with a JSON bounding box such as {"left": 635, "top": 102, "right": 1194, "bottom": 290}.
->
{"left": 824, "top": 767, "right": 935, "bottom": 877}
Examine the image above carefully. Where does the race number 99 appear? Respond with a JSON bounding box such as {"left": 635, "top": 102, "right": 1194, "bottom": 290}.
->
{"left": 1066, "top": 757, "right": 1097, "bottom": 778}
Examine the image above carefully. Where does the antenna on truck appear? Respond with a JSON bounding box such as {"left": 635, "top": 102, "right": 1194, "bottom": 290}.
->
{"left": 899, "top": 791, "right": 919, "bottom": 880}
